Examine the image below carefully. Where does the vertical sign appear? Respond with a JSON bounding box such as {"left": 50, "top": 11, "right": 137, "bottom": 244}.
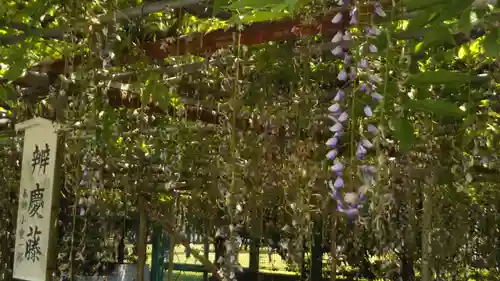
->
{"left": 13, "top": 117, "right": 61, "bottom": 281}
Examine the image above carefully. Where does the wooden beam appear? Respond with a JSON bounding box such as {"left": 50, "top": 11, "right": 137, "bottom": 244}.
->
{"left": 8, "top": 0, "right": 405, "bottom": 82}
{"left": 11, "top": 10, "right": 347, "bottom": 78}
{"left": 143, "top": 12, "right": 346, "bottom": 60}
{"left": 140, "top": 0, "right": 399, "bottom": 60}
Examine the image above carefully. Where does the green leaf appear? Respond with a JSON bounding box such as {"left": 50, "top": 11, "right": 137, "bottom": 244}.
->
{"left": 457, "top": 8, "right": 473, "bottom": 37}
{"left": 373, "top": 30, "right": 388, "bottom": 53}
{"left": 225, "top": 0, "right": 284, "bottom": 10}
{"left": 285, "top": 0, "right": 296, "bottom": 12}
{"left": 141, "top": 81, "right": 153, "bottom": 107}
{"left": 151, "top": 83, "right": 171, "bottom": 111}
{"left": 0, "top": 86, "right": 8, "bottom": 102}
{"left": 406, "top": 10, "right": 440, "bottom": 31}
{"left": 415, "top": 26, "right": 455, "bottom": 53}
{"left": 213, "top": 0, "right": 229, "bottom": 15}
{"left": 393, "top": 119, "right": 416, "bottom": 152}
{"left": 403, "top": 0, "right": 447, "bottom": 12}
{"left": 285, "top": 0, "right": 298, "bottom": 12}
{"left": 483, "top": 29, "right": 500, "bottom": 57}
{"left": 407, "top": 71, "right": 472, "bottom": 85}
{"left": 3, "top": 60, "right": 27, "bottom": 81}
{"left": 404, "top": 99, "right": 465, "bottom": 117}
{"left": 458, "top": 45, "right": 467, "bottom": 59}
{"left": 234, "top": 9, "right": 289, "bottom": 23}
{"left": 435, "top": 0, "right": 474, "bottom": 22}
{"left": 289, "top": 0, "right": 308, "bottom": 12}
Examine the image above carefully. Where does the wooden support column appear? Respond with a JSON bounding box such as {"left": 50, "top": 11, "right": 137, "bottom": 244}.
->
{"left": 137, "top": 196, "right": 148, "bottom": 281}
{"left": 300, "top": 239, "right": 307, "bottom": 281}
{"left": 166, "top": 200, "right": 176, "bottom": 281}
{"left": 310, "top": 216, "right": 323, "bottom": 281}
{"left": 249, "top": 238, "right": 260, "bottom": 274}
{"left": 421, "top": 179, "right": 432, "bottom": 281}
{"left": 166, "top": 232, "right": 175, "bottom": 281}
{"left": 151, "top": 223, "right": 166, "bottom": 281}
{"left": 248, "top": 210, "right": 261, "bottom": 280}
{"left": 330, "top": 211, "right": 337, "bottom": 281}
{"left": 203, "top": 221, "right": 210, "bottom": 281}
{"left": 402, "top": 163, "right": 416, "bottom": 281}
{"left": 117, "top": 230, "right": 126, "bottom": 264}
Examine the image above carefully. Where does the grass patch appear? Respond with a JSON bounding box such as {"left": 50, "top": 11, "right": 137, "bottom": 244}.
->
{"left": 125, "top": 244, "right": 296, "bottom": 275}
{"left": 165, "top": 271, "right": 204, "bottom": 281}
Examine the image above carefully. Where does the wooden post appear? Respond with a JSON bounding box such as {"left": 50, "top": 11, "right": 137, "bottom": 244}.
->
{"left": 402, "top": 163, "right": 416, "bottom": 281}
{"left": 300, "top": 239, "right": 307, "bottom": 281}
{"left": 310, "top": 216, "right": 323, "bottom": 281}
{"left": 203, "top": 221, "right": 210, "bottom": 281}
{"left": 421, "top": 178, "right": 433, "bottom": 281}
{"left": 13, "top": 117, "right": 62, "bottom": 281}
{"left": 137, "top": 196, "right": 148, "bottom": 281}
{"left": 151, "top": 224, "right": 166, "bottom": 281}
{"left": 249, "top": 210, "right": 261, "bottom": 280}
{"left": 249, "top": 238, "right": 260, "bottom": 275}
{"left": 166, "top": 199, "right": 176, "bottom": 281}
{"left": 330, "top": 211, "right": 337, "bottom": 281}
{"left": 166, "top": 232, "right": 175, "bottom": 281}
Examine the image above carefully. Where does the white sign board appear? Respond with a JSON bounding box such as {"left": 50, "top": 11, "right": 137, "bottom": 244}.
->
{"left": 13, "top": 117, "right": 60, "bottom": 281}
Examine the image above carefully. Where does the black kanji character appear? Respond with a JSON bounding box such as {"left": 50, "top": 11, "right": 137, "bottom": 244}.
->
{"left": 27, "top": 183, "right": 45, "bottom": 218}
{"left": 25, "top": 226, "right": 42, "bottom": 262}
{"left": 31, "top": 144, "right": 50, "bottom": 174}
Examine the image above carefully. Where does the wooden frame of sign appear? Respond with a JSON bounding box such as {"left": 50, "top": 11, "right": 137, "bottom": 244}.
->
{"left": 13, "top": 117, "right": 63, "bottom": 281}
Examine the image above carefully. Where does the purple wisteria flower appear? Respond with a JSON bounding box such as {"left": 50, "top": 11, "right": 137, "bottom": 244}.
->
{"left": 331, "top": 161, "right": 344, "bottom": 174}
{"left": 80, "top": 167, "right": 90, "bottom": 186}
{"left": 334, "top": 89, "right": 345, "bottom": 101}
{"left": 367, "top": 124, "right": 378, "bottom": 133}
{"left": 327, "top": 0, "right": 386, "bottom": 218}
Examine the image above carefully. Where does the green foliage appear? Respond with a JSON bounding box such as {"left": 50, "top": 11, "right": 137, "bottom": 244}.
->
{"left": 404, "top": 99, "right": 465, "bottom": 117}
{"left": 407, "top": 71, "right": 475, "bottom": 85}
{"left": 225, "top": 0, "right": 286, "bottom": 10}
{"left": 213, "top": 0, "right": 229, "bottom": 16}
{"left": 393, "top": 118, "right": 416, "bottom": 152}
{"left": 457, "top": 9, "right": 474, "bottom": 36}
{"left": 403, "top": 0, "right": 448, "bottom": 12}
{"left": 415, "top": 26, "right": 455, "bottom": 53}
{"left": 483, "top": 28, "right": 500, "bottom": 57}
{"left": 220, "top": 0, "right": 309, "bottom": 23}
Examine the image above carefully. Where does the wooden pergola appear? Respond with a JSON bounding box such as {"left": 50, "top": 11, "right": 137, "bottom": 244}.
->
{"left": 1, "top": 0, "right": 353, "bottom": 129}
{"left": 1, "top": 0, "right": 485, "bottom": 137}
{"left": 0, "top": 3, "right": 352, "bottom": 281}
{"left": 0, "top": 1, "right": 496, "bottom": 281}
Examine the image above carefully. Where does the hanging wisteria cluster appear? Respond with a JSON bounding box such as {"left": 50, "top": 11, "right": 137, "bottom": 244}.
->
{"left": 327, "top": 0, "right": 386, "bottom": 217}
{"left": 78, "top": 167, "right": 101, "bottom": 215}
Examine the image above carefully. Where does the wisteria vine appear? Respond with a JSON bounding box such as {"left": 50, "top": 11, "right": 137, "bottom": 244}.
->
{"left": 327, "top": 0, "right": 385, "bottom": 217}
{"left": 78, "top": 167, "right": 101, "bottom": 215}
